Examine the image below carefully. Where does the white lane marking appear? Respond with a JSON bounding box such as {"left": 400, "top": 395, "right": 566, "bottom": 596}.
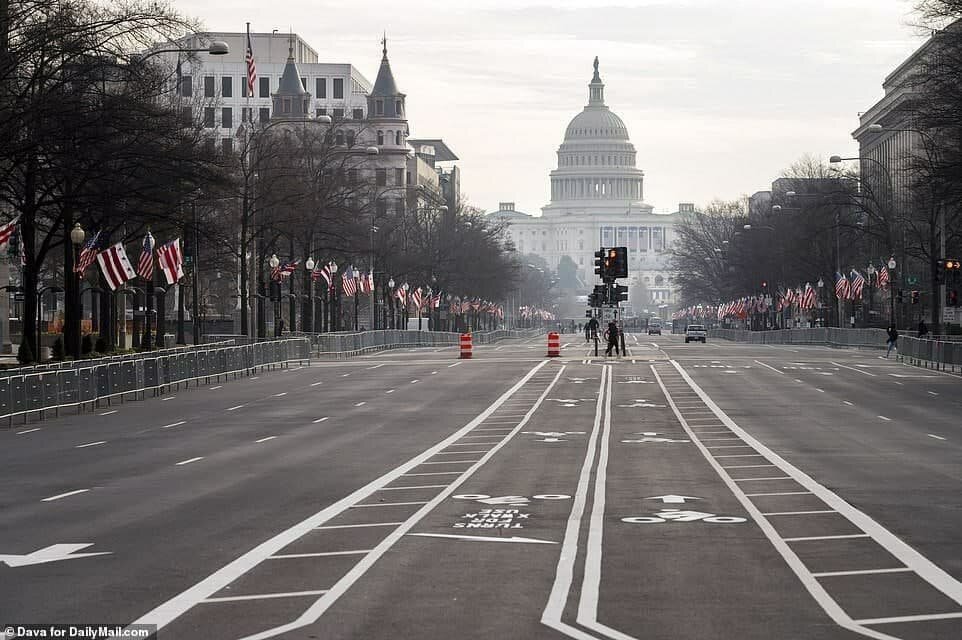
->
{"left": 401, "top": 472, "right": 461, "bottom": 477}
{"left": 927, "top": 434, "right": 947, "bottom": 441}
{"left": 99, "top": 410, "right": 118, "bottom": 416}
{"left": 794, "top": 379, "right": 803, "bottom": 383}
{"left": 341, "top": 373, "right": 351, "bottom": 377}
{"left": 310, "top": 381, "right": 323, "bottom": 387}
{"left": 202, "top": 590, "right": 328, "bottom": 603}
{"left": 226, "top": 405, "right": 246, "bottom": 411}
{"left": 785, "top": 534, "right": 871, "bottom": 542}
{"left": 349, "top": 501, "right": 429, "bottom": 508}
{"left": 762, "top": 510, "right": 837, "bottom": 516}
{"left": 410, "top": 379, "right": 419, "bottom": 384}
{"left": 132, "top": 360, "right": 552, "bottom": 635}
{"left": 385, "top": 389, "right": 395, "bottom": 394}
{"left": 543, "top": 367, "right": 610, "bottom": 640}
{"left": 731, "top": 476, "right": 793, "bottom": 482}
{"left": 210, "top": 386, "right": 223, "bottom": 391}
{"left": 273, "top": 392, "right": 287, "bottom": 397}
{"left": 927, "top": 391, "right": 939, "bottom": 396}
{"left": 312, "top": 417, "right": 329, "bottom": 423}
{"left": 75, "top": 441, "right": 106, "bottom": 449}
{"left": 175, "top": 457, "right": 204, "bottom": 466}
{"left": 745, "top": 491, "right": 813, "bottom": 497}
{"left": 723, "top": 464, "right": 776, "bottom": 469}
{"left": 161, "top": 396, "right": 176, "bottom": 401}
{"left": 668, "top": 360, "right": 962, "bottom": 623}
{"left": 753, "top": 360, "right": 784, "bottom": 375}
{"left": 270, "top": 550, "right": 372, "bottom": 559}
{"left": 814, "top": 388, "right": 825, "bottom": 393}
{"left": 161, "top": 421, "right": 187, "bottom": 429}
{"left": 420, "top": 460, "right": 479, "bottom": 465}
{"left": 853, "top": 612, "right": 962, "bottom": 625}
{"left": 368, "top": 364, "right": 385, "bottom": 369}
{"left": 378, "top": 485, "right": 448, "bottom": 491}
{"left": 701, "top": 437, "right": 741, "bottom": 441}
{"left": 255, "top": 436, "right": 277, "bottom": 443}
{"left": 250, "top": 377, "right": 259, "bottom": 380}
{"left": 435, "top": 451, "right": 487, "bottom": 455}
{"left": 410, "top": 533, "right": 556, "bottom": 544}
{"left": 831, "top": 361, "right": 877, "bottom": 377}
{"left": 877, "top": 415, "right": 892, "bottom": 421}
{"left": 448, "top": 362, "right": 461, "bottom": 368}
{"left": 713, "top": 454, "right": 764, "bottom": 458}
{"left": 354, "top": 402, "right": 366, "bottom": 407}
{"left": 892, "top": 381, "right": 903, "bottom": 385}
{"left": 842, "top": 401, "right": 854, "bottom": 406}
{"left": 16, "top": 428, "right": 41, "bottom": 435}
{"left": 315, "top": 522, "right": 404, "bottom": 530}
{"left": 41, "top": 489, "right": 89, "bottom": 502}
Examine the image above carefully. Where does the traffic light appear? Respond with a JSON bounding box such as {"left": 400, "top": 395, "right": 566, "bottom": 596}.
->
{"left": 610, "top": 284, "right": 628, "bottom": 303}
{"left": 946, "top": 258, "right": 961, "bottom": 282}
{"left": 594, "top": 249, "right": 606, "bottom": 279}
{"left": 760, "top": 280, "right": 768, "bottom": 290}
{"left": 604, "top": 247, "right": 628, "bottom": 279}
{"left": 911, "top": 290, "right": 920, "bottom": 304}
{"left": 936, "top": 259, "right": 946, "bottom": 283}
{"left": 6, "top": 228, "right": 19, "bottom": 259}
{"left": 948, "top": 289, "right": 959, "bottom": 307}
{"left": 896, "top": 289, "right": 904, "bottom": 304}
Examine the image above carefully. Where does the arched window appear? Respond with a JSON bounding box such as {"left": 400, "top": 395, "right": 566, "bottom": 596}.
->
{"left": 395, "top": 131, "right": 402, "bottom": 145}
{"left": 387, "top": 130, "right": 393, "bottom": 145}
{"left": 377, "top": 130, "right": 384, "bottom": 145}
{"left": 335, "top": 130, "right": 344, "bottom": 146}
{"left": 346, "top": 130, "right": 355, "bottom": 146}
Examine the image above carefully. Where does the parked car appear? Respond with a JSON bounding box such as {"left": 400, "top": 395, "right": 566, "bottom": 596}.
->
{"left": 685, "top": 324, "right": 707, "bottom": 343}
{"left": 647, "top": 321, "right": 662, "bottom": 335}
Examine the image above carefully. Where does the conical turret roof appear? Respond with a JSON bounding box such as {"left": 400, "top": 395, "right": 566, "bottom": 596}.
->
{"left": 276, "top": 39, "right": 307, "bottom": 96}
{"left": 371, "top": 35, "right": 400, "bottom": 96}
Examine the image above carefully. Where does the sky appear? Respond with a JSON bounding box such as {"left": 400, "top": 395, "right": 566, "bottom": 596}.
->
{"left": 179, "top": 0, "right": 927, "bottom": 216}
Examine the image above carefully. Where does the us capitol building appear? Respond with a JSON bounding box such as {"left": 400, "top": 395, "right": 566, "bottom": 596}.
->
{"left": 492, "top": 58, "right": 684, "bottom": 311}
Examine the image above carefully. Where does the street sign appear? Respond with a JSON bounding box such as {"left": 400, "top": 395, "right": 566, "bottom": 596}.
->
{"left": 942, "top": 306, "right": 958, "bottom": 323}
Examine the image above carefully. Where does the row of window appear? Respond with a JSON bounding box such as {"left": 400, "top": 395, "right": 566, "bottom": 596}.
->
{"left": 559, "top": 153, "right": 633, "bottom": 167}
{"left": 179, "top": 75, "right": 346, "bottom": 100}
{"left": 513, "top": 226, "right": 669, "bottom": 252}
{"left": 189, "top": 106, "right": 392, "bottom": 131}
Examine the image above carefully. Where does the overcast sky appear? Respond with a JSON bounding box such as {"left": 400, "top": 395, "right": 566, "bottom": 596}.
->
{"left": 180, "top": 0, "right": 925, "bottom": 215}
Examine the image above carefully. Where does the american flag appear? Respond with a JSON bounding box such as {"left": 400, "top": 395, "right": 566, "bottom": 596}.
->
{"left": 74, "top": 230, "right": 101, "bottom": 273}
{"left": 410, "top": 288, "right": 422, "bottom": 309}
{"left": 342, "top": 266, "right": 357, "bottom": 296}
{"left": 157, "top": 238, "right": 184, "bottom": 285}
{"left": 834, "top": 271, "right": 850, "bottom": 300}
{"left": 137, "top": 231, "right": 155, "bottom": 280}
{"left": 802, "top": 283, "right": 817, "bottom": 310}
{"left": 280, "top": 260, "right": 299, "bottom": 277}
{"left": 0, "top": 216, "right": 19, "bottom": 249}
{"left": 395, "top": 285, "right": 407, "bottom": 305}
{"left": 431, "top": 291, "right": 442, "bottom": 308}
{"left": 270, "top": 263, "right": 282, "bottom": 281}
{"left": 877, "top": 264, "right": 890, "bottom": 288}
{"left": 96, "top": 242, "right": 137, "bottom": 291}
{"left": 319, "top": 263, "right": 334, "bottom": 288}
{"left": 245, "top": 27, "right": 257, "bottom": 98}
{"left": 849, "top": 269, "right": 865, "bottom": 300}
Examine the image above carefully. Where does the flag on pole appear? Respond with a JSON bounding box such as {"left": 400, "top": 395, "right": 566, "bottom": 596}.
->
{"left": 342, "top": 266, "right": 357, "bottom": 296}
{"left": 395, "top": 285, "right": 407, "bottom": 305}
{"left": 410, "top": 288, "right": 422, "bottom": 309}
{"left": 0, "top": 216, "right": 19, "bottom": 249}
{"left": 96, "top": 242, "right": 137, "bottom": 291}
{"left": 834, "top": 271, "right": 850, "bottom": 300}
{"left": 157, "top": 238, "right": 184, "bottom": 285}
{"left": 137, "top": 231, "right": 155, "bottom": 280}
{"left": 849, "top": 269, "right": 865, "bottom": 300}
{"left": 280, "top": 260, "right": 299, "bottom": 277}
{"left": 74, "top": 230, "right": 101, "bottom": 273}
{"left": 245, "top": 25, "right": 257, "bottom": 98}
{"left": 877, "top": 264, "right": 890, "bottom": 288}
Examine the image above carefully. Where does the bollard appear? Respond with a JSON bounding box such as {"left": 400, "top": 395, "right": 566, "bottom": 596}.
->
{"left": 547, "top": 331, "right": 561, "bottom": 357}
{"left": 459, "top": 332, "right": 473, "bottom": 359}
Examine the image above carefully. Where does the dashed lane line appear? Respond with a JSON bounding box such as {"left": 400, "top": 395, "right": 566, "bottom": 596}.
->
{"left": 310, "top": 382, "right": 324, "bottom": 387}
{"left": 255, "top": 436, "right": 277, "bottom": 443}
{"left": 928, "top": 391, "right": 939, "bottom": 396}
{"left": 41, "top": 489, "right": 89, "bottom": 502}
{"left": 447, "top": 362, "right": 461, "bottom": 368}
{"left": 227, "top": 405, "right": 246, "bottom": 411}
{"left": 161, "top": 421, "right": 187, "bottom": 429}
{"left": 878, "top": 416, "right": 892, "bottom": 421}
{"left": 175, "top": 457, "right": 204, "bottom": 466}
{"left": 270, "top": 551, "right": 372, "bottom": 559}
{"left": 75, "top": 441, "right": 107, "bottom": 448}
{"left": 354, "top": 402, "right": 366, "bottom": 407}
{"left": 349, "top": 501, "right": 430, "bottom": 509}
{"left": 386, "top": 389, "right": 395, "bottom": 394}
{"left": 273, "top": 392, "right": 287, "bottom": 397}
{"left": 312, "top": 417, "right": 329, "bottom": 423}
{"left": 831, "top": 361, "right": 877, "bottom": 377}
{"left": 210, "top": 386, "right": 223, "bottom": 391}
{"left": 927, "top": 434, "right": 947, "bottom": 441}
{"left": 161, "top": 396, "right": 176, "bottom": 401}
{"left": 202, "top": 590, "right": 328, "bottom": 604}
{"left": 16, "top": 428, "right": 41, "bottom": 435}
{"left": 843, "top": 401, "right": 854, "bottom": 406}
{"left": 99, "top": 410, "right": 118, "bottom": 416}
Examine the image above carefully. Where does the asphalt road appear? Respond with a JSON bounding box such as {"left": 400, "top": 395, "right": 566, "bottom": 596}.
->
{"left": 1, "top": 332, "right": 959, "bottom": 640}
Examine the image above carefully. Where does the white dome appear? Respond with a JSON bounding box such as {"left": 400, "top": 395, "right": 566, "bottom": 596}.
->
{"left": 564, "top": 107, "right": 629, "bottom": 141}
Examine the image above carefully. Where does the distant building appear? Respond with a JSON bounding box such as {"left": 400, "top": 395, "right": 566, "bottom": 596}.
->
{"left": 490, "top": 58, "right": 680, "bottom": 309}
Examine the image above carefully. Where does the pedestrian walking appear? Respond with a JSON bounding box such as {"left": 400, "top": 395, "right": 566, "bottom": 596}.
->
{"left": 885, "top": 325, "right": 898, "bottom": 358}
{"left": 604, "top": 320, "right": 620, "bottom": 357}
{"left": 586, "top": 316, "right": 598, "bottom": 342}
{"left": 918, "top": 321, "right": 929, "bottom": 339}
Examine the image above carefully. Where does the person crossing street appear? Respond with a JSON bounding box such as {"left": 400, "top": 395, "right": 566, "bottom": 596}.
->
{"left": 604, "top": 320, "right": 620, "bottom": 357}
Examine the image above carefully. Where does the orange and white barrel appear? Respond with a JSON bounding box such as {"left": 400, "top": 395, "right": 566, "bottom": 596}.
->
{"left": 547, "top": 331, "right": 561, "bottom": 357}
{"left": 459, "top": 333, "right": 473, "bottom": 359}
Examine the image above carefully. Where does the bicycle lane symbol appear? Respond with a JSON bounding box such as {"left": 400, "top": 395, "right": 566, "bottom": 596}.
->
{"left": 621, "top": 509, "right": 746, "bottom": 524}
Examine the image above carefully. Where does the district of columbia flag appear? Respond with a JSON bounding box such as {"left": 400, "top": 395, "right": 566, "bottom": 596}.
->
{"left": 157, "top": 238, "right": 185, "bottom": 285}
{"left": 97, "top": 242, "right": 137, "bottom": 291}
{"left": 0, "top": 215, "right": 19, "bottom": 248}
{"left": 137, "top": 231, "right": 155, "bottom": 280}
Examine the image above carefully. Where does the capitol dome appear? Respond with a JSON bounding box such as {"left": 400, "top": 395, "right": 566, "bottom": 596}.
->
{"left": 564, "top": 106, "right": 629, "bottom": 141}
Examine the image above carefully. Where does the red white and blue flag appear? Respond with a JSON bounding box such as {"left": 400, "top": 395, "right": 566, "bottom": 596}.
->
{"left": 395, "top": 285, "right": 407, "bottom": 305}
{"left": 137, "top": 231, "right": 155, "bottom": 280}
{"left": 74, "top": 230, "right": 101, "bottom": 273}
{"left": 280, "top": 260, "right": 299, "bottom": 277}
{"left": 849, "top": 269, "right": 865, "bottom": 300}
{"left": 97, "top": 242, "right": 137, "bottom": 291}
{"left": 834, "top": 271, "right": 851, "bottom": 300}
{"left": 342, "top": 266, "right": 357, "bottom": 296}
{"left": 410, "top": 288, "right": 422, "bottom": 310}
{"left": 245, "top": 25, "right": 257, "bottom": 98}
{"left": 0, "top": 216, "right": 19, "bottom": 249}
{"left": 877, "top": 263, "right": 890, "bottom": 288}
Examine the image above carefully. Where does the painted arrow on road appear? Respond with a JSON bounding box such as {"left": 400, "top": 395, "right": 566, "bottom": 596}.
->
{"left": 0, "top": 543, "right": 111, "bottom": 567}
{"left": 409, "top": 533, "right": 556, "bottom": 544}
{"left": 646, "top": 495, "right": 701, "bottom": 504}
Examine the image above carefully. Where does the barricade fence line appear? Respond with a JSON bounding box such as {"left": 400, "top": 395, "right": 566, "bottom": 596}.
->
{"left": 298, "top": 329, "right": 543, "bottom": 358}
{"left": 709, "top": 328, "right": 962, "bottom": 374}
{"left": 0, "top": 339, "right": 311, "bottom": 425}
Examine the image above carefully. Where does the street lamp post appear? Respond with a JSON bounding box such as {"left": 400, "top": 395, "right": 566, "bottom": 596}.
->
{"left": 387, "top": 278, "right": 395, "bottom": 329}
{"left": 305, "top": 257, "right": 315, "bottom": 333}
{"left": 817, "top": 278, "right": 825, "bottom": 327}
{"left": 401, "top": 282, "right": 409, "bottom": 329}
{"left": 269, "top": 254, "right": 281, "bottom": 336}
{"left": 887, "top": 257, "right": 897, "bottom": 327}
{"left": 328, "top": 260, "right": 338, "bottom": 332}
{"left": 866, "top": 263, "right": 876, "bottom": 327}
{"left": 69, "top": 223, "right": 85, "bottom": 360}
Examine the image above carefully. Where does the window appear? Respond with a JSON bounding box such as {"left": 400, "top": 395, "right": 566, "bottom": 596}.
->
{"left": 259, "top": 107, "right": 270, "bottom": 123}
{"left": 283, "top": 98, "right": 291, "bottom": 113}
{"left": 180, "top": 106, "right": 192, "bottom": 126}
{"left": 346, "top": 130, "right": 355, "bottom": 146}
{"left": 375, "top": 169, "right": 387, "bottom": 186}
{"left": 222, "top": 138, "right": 233, "bottom": 154}
{"left": 301, "top": 77, "right": 307, "bottom": 90}
{"left": 259, "top": 77, "right": 270, "bottom": 98}
{"left": 395, "top": 131, "right": 402, "bottom": 145}
{"left": 335, "top": 130, "right": 344, "bottom": 145}
{"left": 316, "top": 108, "right": 327, "bottom": 117}
{"left": 222, "top": 76, "right": 232, "bottom": 98}
{"left": 376, "top": 199, "right": 388, "bottom": 216}
{"left": 396, "top": 100, "right": 402, "bottom": 116}
{"left": 395, "top": 168, "right": 404, "bottom": 185}
{"left": 353, "top": 108, "right": 363, "bottom": 119}
{"left": 406, "top": 171, "right": 412, "bottom": 185}
{"left": 180, "top": 75, "right": 192, "bottom": 97}
{"left": 333, "top": 108, "right": 344, "bottom": 118}
{"left": 333, "top": 78, "right": 344, "bottom": 99}
{"left": 241, "top": 77, "right": 248, "bottom": 97}
{"left": 303, "top": 99, "right": 309, "bottom": 113}
{"left": 315, "top": 78, "right": 326, "bottom": 98}
{"left": 375, "top": 99, "right": 383, "bottom": 116}
{"left": 203, "top": 107, "right": 215, "bottom": 128}
{"left": 204, "top": 138, "right": 216, "bottom": 154}
{"left": 377, "top": 130, "right": 384, "bottom": 145}
{"left": 221, "top": 107, "right": 232, "bottom": 129}
{"left": 242, "top": 107, "right": 252, "bottom": 124}
{"left": 204, "top": 76, "right": 215, "bottom": 97}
